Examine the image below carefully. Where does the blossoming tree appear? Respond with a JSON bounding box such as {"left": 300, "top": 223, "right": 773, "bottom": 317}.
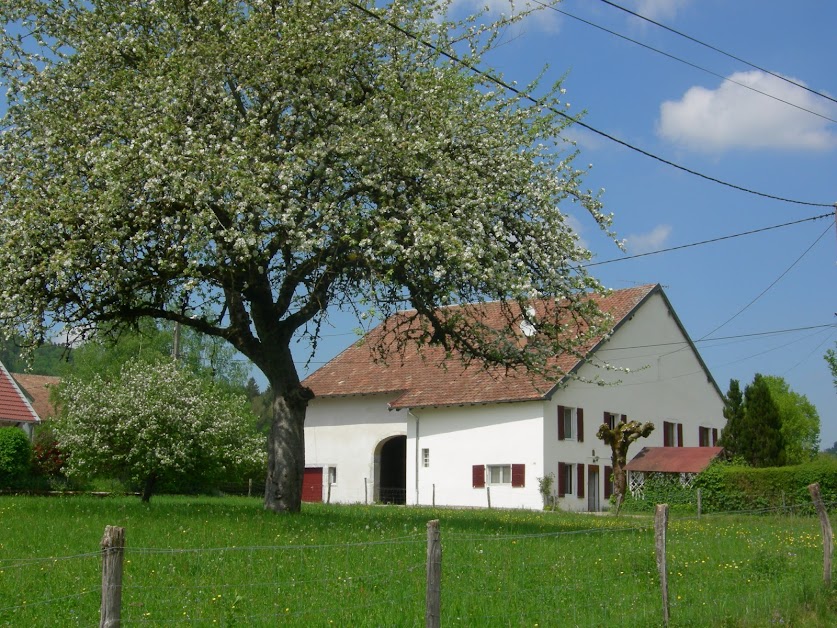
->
{"left": 54, "top": 360, "right": 265, "bottom": 502}
{"left": 0, "top": 0, "right": 615, "bottom": 512}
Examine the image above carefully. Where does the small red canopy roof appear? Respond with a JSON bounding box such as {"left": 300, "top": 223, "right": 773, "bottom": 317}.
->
{"left": 625, "top": 447, "right": 723, "bottom": 474}
{"left": 0, "top": 361, "right": 41, "bottom": 424}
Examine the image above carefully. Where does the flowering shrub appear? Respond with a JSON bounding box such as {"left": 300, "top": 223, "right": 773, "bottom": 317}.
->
{"left": 53, "top": 360, "right": 266, "bottom": 501}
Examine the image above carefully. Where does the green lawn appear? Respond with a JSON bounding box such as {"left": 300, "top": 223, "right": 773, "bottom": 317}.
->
{"left": 1, "top": 495, "right": 835, "bottom": 626}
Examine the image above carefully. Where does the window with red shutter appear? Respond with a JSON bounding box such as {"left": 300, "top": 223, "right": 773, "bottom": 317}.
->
{"left": 604, "top": 465, "right": 613, "bottom": 499}
{"left": 472, "top": 464, "right": 485, "bottom": 488}
{"left": 577, "top": 408, "right": 584, "bottom": 443}
{"left": 663, "top": 421, "right": 672, "bottom": 447}
{"left": 557, "top": 405, "right": 565, "bottom": 440}
{"left": 557, "top": 462, "right": 567, "bottom": 497}
{"left": 712, "top": 428, "right": 719, "bottom": 446}
{"left": 621, "top": 414, "right": 628, "bottom": 424}
{"left": 576, "top": 463, "right": 585, "bottom": 498}
{"left": 677, "top": 423, "right": 684, "bottom": 447}
{"left": 511, "top": 464, "right": 525, "bottom": 488}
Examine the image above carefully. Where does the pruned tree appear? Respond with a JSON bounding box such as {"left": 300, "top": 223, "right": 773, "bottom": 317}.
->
{"left": 597, "top": 420, "right": 654, "bottom": 513}
{"left": 53, "top": 360, "right": 265, "bottom": 501}
{"left": 0, "top": 0, "right": 615, "bottom": 512}
{"left": 826, "top": 344, "right": 837, "bottom": 391}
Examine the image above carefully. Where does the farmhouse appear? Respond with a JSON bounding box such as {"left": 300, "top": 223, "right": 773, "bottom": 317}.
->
{"left": 302, "top": 284, "right": 726, "bottom": 511}
{"left": 0, "top": 360, "right": 42, "bottom": 439}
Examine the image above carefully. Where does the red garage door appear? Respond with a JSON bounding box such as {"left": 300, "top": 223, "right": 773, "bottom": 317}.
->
{"left": 302, "top": 467, "right": 323, "bottom": 503}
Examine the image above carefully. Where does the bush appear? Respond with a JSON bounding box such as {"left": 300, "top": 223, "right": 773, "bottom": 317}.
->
{"left": 0, "top": 427, "right": 32, "bottom": 487}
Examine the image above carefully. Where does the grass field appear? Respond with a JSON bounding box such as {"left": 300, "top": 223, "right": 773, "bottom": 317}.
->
{"left": 1, "top": 495, "right": 835, "bottom": 626}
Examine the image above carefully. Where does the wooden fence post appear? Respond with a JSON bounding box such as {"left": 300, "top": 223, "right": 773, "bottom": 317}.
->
{"left": 364, "top": 478, "right": 368, "bottom": 505}
{"left": 808, "top": 483, "right": 833, "bottom": 586}
{"left": 696, "top": 488, "right": 701, "bottom": 519}
{"left": 432, "top": 483, "right": 436, "bottom": 508}
{"left": 248, "top": 478, "right": 253, "bottom": 498}
{"left": 486, "top": 486, "right": 491, "bottom": 509}
{"left": 100, "top": 525, "right": 125, "bottom": 628}
{"left": 655, "top": 504, "right": 670, "bottom": 628}
{"left": 327, "top": 479, "right": 332, "bottom": 504}
{"left": 426, "top": 520, "right": 441, "bottom": 628}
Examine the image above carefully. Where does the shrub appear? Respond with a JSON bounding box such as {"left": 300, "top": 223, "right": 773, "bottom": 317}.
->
{"left": 0, "top": 427, "right": 32, "bottom": 487}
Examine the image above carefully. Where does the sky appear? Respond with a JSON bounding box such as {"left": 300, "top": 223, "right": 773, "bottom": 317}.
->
{"left": 286, "top": 0, "right": 837, "bottom": 448}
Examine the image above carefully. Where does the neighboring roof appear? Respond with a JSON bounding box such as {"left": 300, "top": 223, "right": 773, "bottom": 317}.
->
{"left": 304, "top": 284, "right": 685, "bottom": 410}
{"left": 12, "top": 373, "right": 61, "bottom": 420}
{"left": 0, "top": 361, "right": 41, "bottom": 424}
{"left": 625, "top": 447, "right": 723, "bottom": 474}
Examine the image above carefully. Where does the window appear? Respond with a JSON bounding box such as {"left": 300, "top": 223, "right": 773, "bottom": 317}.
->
{"left": 663, "top": 421, "right": 684, "bottom": 447}
{"left": 422, "top": 448, "right": 430, "bottom": 468}
{"left": 474, "top": 464, "right": 525, "bottom": 488}
{"left": 558, "top": 462, "right": 573, "bottom": 496}
{"left": 558, "top": 406, "right": 584, "bottom": 442}
{"left": 488, "top": 464, "right": 511, "bottom": 485}
{"left": 699, "top": 427, "right": 719, "bottom": 447}
{"left": 327, "top": 466, "right": 337, "bottom": 485}
{"left": 603, "top": 412, "right": 626, "bottom": 430}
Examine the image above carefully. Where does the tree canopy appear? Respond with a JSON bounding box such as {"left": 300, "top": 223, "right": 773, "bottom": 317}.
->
{"left": 719, "top": 374, "right": 817, "bottom": 467}
{"left": 0, "top": 0, "right": 614, "bottom": 512}
{"left": 826, "top": 344, "right": 837, "bottom": 392}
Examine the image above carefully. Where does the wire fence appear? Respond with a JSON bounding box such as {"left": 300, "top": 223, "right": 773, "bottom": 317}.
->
{"left": 1, "top": 495, "right": 835, "bottom": 626}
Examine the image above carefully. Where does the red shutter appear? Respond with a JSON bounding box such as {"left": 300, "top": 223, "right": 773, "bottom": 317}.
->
{"left": 604, "top": 465, "right": 613, "bottom": 499}
{"left": 511, "top": 464, "right": 525, "bottom": 488}
{"left": 557, "top": 462, "right": 567, "bottom": 497}
{"left": 472, "top": 464, "right": 485, "bottom": 488}
{"left": 577, "top": 463, "right": 585, "bottom": 498}
{"left": 603, "top": 411, "right": 609, "bottom": 427}
{"left": 557, "top": 406, "right": 565, "bottom": 440}
{"left": 712, "top": 428, "right": 718, "bottom": 446}
{"left": 663, "top": 421, "right": 672, "bottom": 447}
{"left": 577, "top": 408, "right": 584, "bottom": 443}
{"left": 677, "top": 423, "right": 684, "bottom": 447}
{"left": 621, "top": 414, "right": 628, "bottom": 424}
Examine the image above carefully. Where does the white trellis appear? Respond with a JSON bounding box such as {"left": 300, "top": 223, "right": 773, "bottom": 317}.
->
{"left": 628, "top": 471, "right": 698, "bottom": 500}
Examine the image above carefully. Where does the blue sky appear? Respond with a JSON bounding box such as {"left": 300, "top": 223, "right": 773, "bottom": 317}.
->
{"left": 289, "top": 0, "right": 837, "bottom": 447}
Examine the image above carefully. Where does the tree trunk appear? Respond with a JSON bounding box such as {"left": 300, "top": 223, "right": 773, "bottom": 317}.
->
{"left": 263, "top": 385, "right": 311, "bottom": 513}
{"left": 141, "top": 474, "right": 156, "bottom": 503}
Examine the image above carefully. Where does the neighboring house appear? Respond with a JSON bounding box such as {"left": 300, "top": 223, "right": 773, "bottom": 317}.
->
{"left": 625, "top": 446, "right": 724, "bottom": 500}
{"left": 302, "top": 284, "right": 726, "bottom": 512}
{"left": 0, "top": 361, "right": 42, "bottom": 439}
{"left": 11, "top": 373, "right": 61, "bottom": 421}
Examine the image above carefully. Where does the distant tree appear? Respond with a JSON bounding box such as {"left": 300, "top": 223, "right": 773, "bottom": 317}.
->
{"left": 826, "top": 344, "right": 837, "bottom": 391}
{"left": 596, "top": 420, "right": 655, "bottom": 513}
{"left": 0, "top": 334, "right": 68, "bottom": 375}
{"left": 719, "top": 379, "right": 745, "bottom": 456}
{"left": 737, "top": 374, "right": 785, "bottom": 467}
{"left": 762, "top": 375, "right": 819, "bottom": 464}
{"left": 54, "top": 360, "right": 265, "bottom": 501}
{"left": 825, "top": 441, "right": 837, "bottom": 455}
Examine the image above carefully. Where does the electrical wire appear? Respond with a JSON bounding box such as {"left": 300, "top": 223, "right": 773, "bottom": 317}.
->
{"left": 531, "top": 1, "right": 837, "bottom": 125}
{"left": 346, "top": 2, "right": 834, "bottom": 208}
{"left": 585, "top": 211, "right": 835, "bottom": 267}
{"left": 594, "top": 0, "right": 837, "bottom": 107}
{"left": 698, "top": 223, "right": 833, "bottom": 341}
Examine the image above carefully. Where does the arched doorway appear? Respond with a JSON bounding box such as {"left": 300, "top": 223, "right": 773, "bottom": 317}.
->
{"left": 376, "top": 435, "right": 406, "bottom": 504}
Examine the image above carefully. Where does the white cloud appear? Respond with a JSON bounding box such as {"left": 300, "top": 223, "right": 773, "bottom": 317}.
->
{"left": 657, "top": 71, "right": 837, "bottom": 153}
{"left": 630, "top": 0, "right": 691, "bottom": 22}
{"left": 623, "top": 224, "right": 672, "bottom": 254}
{"left": 563, "top": 214, "right": 589, "bottom": 251}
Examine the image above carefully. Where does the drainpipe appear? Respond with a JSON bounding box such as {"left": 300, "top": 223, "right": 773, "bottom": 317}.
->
{"left": 409, "top": 410, "right": 419, "bottom": 505}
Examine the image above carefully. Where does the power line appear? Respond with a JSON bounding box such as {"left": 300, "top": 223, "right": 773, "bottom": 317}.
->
{"left": 585, "top": 212, "right": 834, "bottom": 267}
{"left": 698, "top": 223, "right": 833, "bottom": 341}
{"left": 347, "top": 2, "right": 834, "bottom": 208}
{"left": 532, "top": 1, "right": 837, "bottom": 125}
{"left": 594, "top": 0, "right": 837, "bottom": 107}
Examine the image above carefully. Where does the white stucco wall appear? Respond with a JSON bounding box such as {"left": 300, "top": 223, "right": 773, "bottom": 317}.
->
{"left": 407, "top": 402, "right": 545, "bottom": 510}
{"left": 305, "top": 394, "right": 406, "bottom": 503}
{"left": 544, "top": 291, "right": 726, "bottom": 511}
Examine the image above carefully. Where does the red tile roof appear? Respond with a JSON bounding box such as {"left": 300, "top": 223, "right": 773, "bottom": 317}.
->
{"left": 12, "top": 373, "right": 61, "bottom": 420}
{"left": 304, "top": 284, "right": 659, "bottom": 409}
{"left": 625, "top": 447, "right": 723, "bottom": 474}
{"left": 0, "top": 361, "right": 41, "bottom": 424}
